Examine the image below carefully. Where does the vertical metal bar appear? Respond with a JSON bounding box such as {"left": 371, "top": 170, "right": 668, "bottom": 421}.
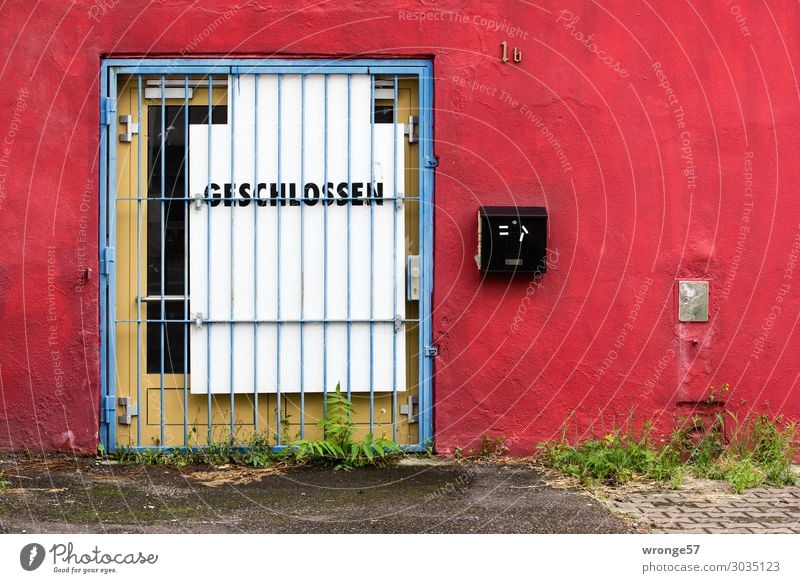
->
{"left": 419, "top": 68, "right": 434, "bottom": 446}
{"left": 369, "top": 74, "right": 375, "bottom": 434}
{"left": 392, "top": 74, "right": 398, "bottom": 443}
{"left": 346, "top": 74, "right": 351, "bottom": 401}
{"left": 276, "top": 73, "right": 282, "bottom": 446}
{"left": 108, "top": 71, "right": 119, "bottom": 452}
{"left": 206, "top": 74, "right": 213, "bottom": 445}
{"left": 183, "top": 74, "right": 189, "bottom": 448}
{"left": 159, "top": 74, "right": 166, "bottom": 448}
{"left": 323, "top": 75, "right": 329, "bottom": 415}
{"left": 299, "top": 74, "right": 305, "bottom": 439}
{"left": 109, "top": 71, "right": 120, "bottom": 451}
{"left": 136, "top": 75, "right": 143, "bottom": 448}
{"left": 253, "top": 75, "right": 259, "bottom": 435}
{"left": 229, "top": 74, "right": 236, "bottom": 440}
{"left": 99, "top": 65, "right": 110, "bottom": 450}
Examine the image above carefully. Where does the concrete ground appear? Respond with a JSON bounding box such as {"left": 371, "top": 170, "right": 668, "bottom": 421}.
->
{"left": 0, "top": 455, "right": 629, "bottom": 534}
{"left": 4, "top": 454, "right": 798, "bottom": 534}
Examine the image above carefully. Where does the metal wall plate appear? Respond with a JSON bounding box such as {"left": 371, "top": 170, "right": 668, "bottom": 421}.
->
{"left": 678, "top": 280, "right": 709, "bottom": 322}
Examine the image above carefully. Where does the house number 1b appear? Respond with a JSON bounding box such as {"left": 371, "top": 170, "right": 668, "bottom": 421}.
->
{"left": 501, "top": 41, "right": 522, "bottom": 63}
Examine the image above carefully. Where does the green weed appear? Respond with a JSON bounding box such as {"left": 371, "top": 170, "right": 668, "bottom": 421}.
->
{"left": 451, "top": 434, "right": 509, "bottom": 460}
{"left": 740, "top": 415, "right": 797, "bottom": 487}
{"left": 111, "top": 431, "right": 282, "bottom": 468}
{"left": 537, "top": 410, "right": 797, "bottom": 493}
{"left": 537, "top": 425, "right": 682, "bottom": 486}
{"left": 285, "top": 383, "right": 400, "bottom": 469}
{"left": 274, "top": 407, "right": 294, "bottom": 445}
{"left": 476, "top": 434, "right": 509, "bottom": 459}
{"left": 110, "top": 387, "right": 403, "bottom": 471}
{"left": 719, "top": 457, "right": 763, "bottom": 494}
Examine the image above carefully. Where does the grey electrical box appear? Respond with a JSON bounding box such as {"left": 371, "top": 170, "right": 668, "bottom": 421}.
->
{"left": 477, "top": 206, "right": 548, "bottom": 273}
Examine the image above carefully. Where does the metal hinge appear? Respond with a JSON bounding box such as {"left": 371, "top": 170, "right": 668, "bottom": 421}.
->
{"left": 100, "top": 395, "right": 116, "bottom": 424}
{"left": 424, "top": 155, "right": 439, "bottom": 168}
{"left": 118, "top": 114, "right": 139, "bottom": 143}
{"left": 101, "top": 247, "right": 116, "bottom": 276}
{"left": 399, "top": 395, "right": 419, "bottom": 424}
{"left": 118, "top": 396, "right": 138, "bottom": 425}
{"left": 101, "top": 97, "right": 116, "bottom": 127}
{"left": 404, "top": 115, "right": 418, "bottom": 143}
{"left": 424, "top": 345, "right": 439, "bottom": 357}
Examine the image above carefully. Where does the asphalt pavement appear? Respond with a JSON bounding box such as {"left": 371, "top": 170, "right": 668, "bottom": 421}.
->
{"left": 0, "top": 455, "right": 631, "bottom": 534}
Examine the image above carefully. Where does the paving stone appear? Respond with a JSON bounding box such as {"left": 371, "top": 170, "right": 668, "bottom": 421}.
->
{"left": 717, "top": 521, "right": 771, "bottom": 529}
{"left": 663, "top": 516, "right": 706, "bottom": 526}
{"left": 725, "top": 514, "right": 774, "bottom": 523}
{"left": 772, "top": 506, "right": 800, "bottom": 512}
{"left": 664, "top": 509, "right": 708, "bottom": 521}
{"left": 640, "top": 511, "right": 673, "bottom": 519}
{"left": 598, "top": 483, "right": 800, "bottom": 534}
{"left": 745, "top": 510, "right": 791, "bottom": 518}
{"left": 703, "top": 512, "right": 752, "bottom": 520}
{"left": 756, "top": 516, "right": 798, "bottom": 524}
{"left": 663, "top": 527, "right": 710, "bottom": 533}
{"left": 615, "top": 503, "right": 648, "bottom": 513}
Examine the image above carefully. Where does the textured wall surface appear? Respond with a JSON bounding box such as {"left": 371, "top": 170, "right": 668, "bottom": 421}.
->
{"left": 0, "top": 0, "right": 798, "bottom": 453}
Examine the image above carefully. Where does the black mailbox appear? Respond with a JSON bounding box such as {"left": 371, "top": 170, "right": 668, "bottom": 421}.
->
{"left": 477, "top": 206, "right": 548, "bottom": 273}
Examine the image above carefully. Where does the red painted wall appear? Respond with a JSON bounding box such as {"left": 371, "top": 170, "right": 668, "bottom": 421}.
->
{"left": 1, "top": 0, "right": 799, "bottom": 453}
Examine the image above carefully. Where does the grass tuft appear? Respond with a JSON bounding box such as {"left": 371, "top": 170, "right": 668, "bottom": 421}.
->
{"left": 537, "top": 412, "right": 797, "bottom": 493}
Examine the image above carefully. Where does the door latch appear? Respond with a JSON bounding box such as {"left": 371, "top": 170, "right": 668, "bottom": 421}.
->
{"left": 407, "top": 255, "right": 420, "bottom": 301}
{"left": 192, "top": 192, "right": 205, "bottom": 210}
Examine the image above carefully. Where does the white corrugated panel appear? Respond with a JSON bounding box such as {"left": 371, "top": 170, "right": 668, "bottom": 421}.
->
{"left": 189, "top": 74, "right": 406, "bottom": 394}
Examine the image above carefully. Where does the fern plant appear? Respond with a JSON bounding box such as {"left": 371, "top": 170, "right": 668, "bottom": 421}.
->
{"left": 288, "top": 383, "right": 400, "bottom": 469}
{"left": 321, "top": 384, "right": 355, "bottom": 448}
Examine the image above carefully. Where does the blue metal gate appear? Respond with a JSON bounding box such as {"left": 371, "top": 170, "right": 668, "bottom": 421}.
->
{"left": 99, "top": 59, "right": 434, "bottom": 452}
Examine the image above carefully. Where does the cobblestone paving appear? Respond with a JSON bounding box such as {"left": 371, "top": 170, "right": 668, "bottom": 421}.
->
{"left": 602, "top": 480, "right": 800, "bottom": 533}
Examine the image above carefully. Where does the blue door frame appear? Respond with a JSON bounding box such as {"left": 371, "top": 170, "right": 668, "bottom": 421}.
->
{"left": 99, "top": 58, "right": 435, "bottom": 452}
